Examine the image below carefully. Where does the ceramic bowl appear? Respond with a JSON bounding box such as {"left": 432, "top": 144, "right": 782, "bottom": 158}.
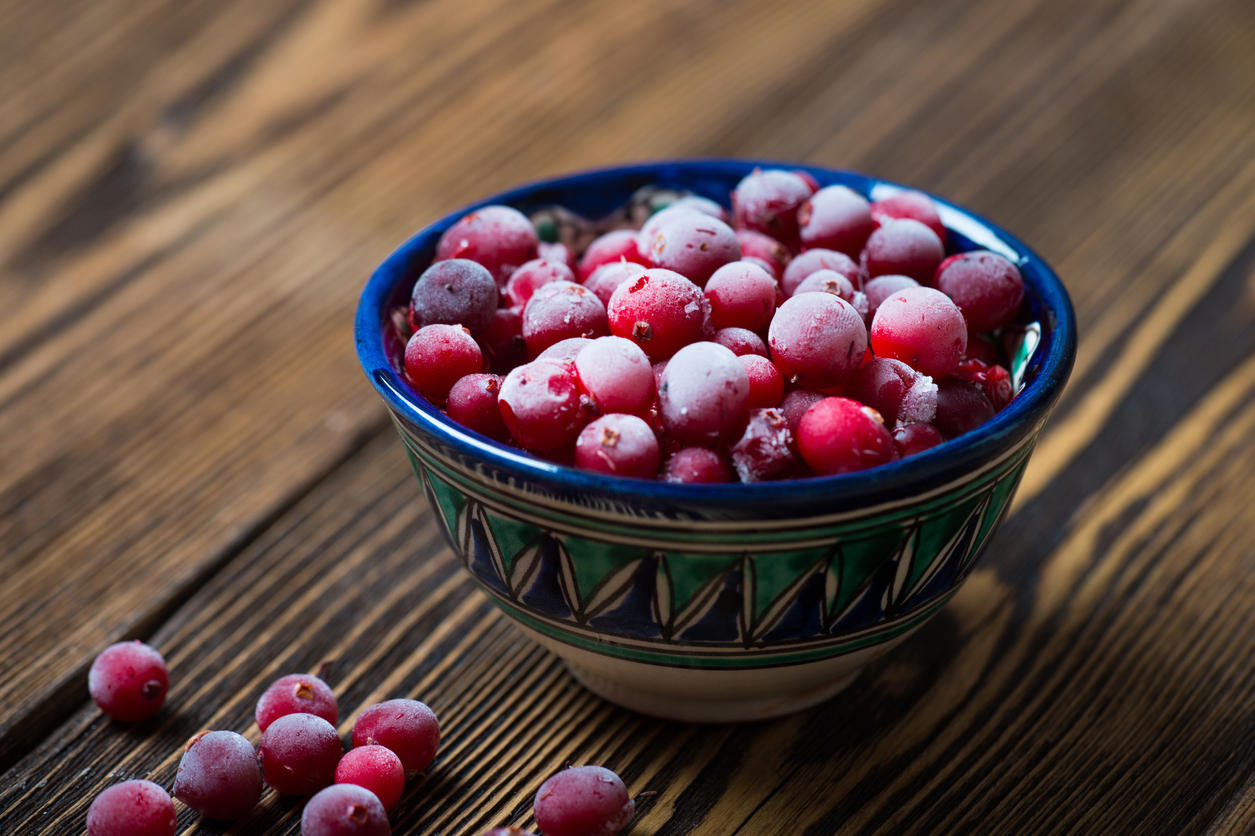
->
{"left": 354, "top": 159, "right": 1076, "bottom": 723}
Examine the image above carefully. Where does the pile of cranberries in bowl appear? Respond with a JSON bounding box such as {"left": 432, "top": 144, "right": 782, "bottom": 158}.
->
{"left": 392, "top": 168, "right": 1028, "bottom": 484}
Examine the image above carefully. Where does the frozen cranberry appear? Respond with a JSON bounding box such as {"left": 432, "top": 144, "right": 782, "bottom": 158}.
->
{"left": 861, "top": 219, "right": 945, "bottom": 283}
{"left": 735, "top": 229, "right": 791, "bottom": 278}
{"left": 637, "top": 204, "right": 713, "bottom": 260}
{"left": 870, "top": 190, "right": 947, "bottom": 244}
{"left": 409, "top": 259, "right": 498, "bottom": 335}
{"left": 798, "top": 185, "right": 875, "bottom": 257}
{"left": 933, "top": 377, "right": 996, "bottom": 439}
{"left": 301, "top": 784, "right": 390, "bottom": 836}
{"left": 933, "top": 250, "right": 1025, "bottom": 332}
{"left": 174, "top": 730, "right": 262, "bottom": 821}
{"left": 539, "top": 337, "right": 594, "bottom": 365}
{"left": 352, "top": 699, "right": 441, "bottom": 774}
{"left": 704, "top": 261, "right": 777, "bottom": 331}
{"left": 539, "top": 240, "right": 577, "bottom": 273}
{"left": 522, "top": 281, "right": 609, "bottom": 353}
{"left": 893, "top": 422, "right": 944, "bottom": 457}
{"left": 256, "top": 672, "right": 338, "bottom": 732}
{"left": 668, "top": 194, "right": 729, "bottom": 221}
{"left": 584, "top": 260, "right": 647, "bottom": 307}
{"left": 447, "top": 373, "right": 510, "bottom": 441}
{"left": 793, "top": 268, "right": 857, "bottom": 303}
{"left": 864, "top": 275, "right": 920, "bottom": 319}
{"left": 257, "top": 713, "right": 342, "bottom": 796}
{"left": 436, "top": 205, "right": 538, "bottom": 285}
{"left": 739, "top": 354, "right": 785, "bottom": 409}
{"left": 645, "top": 212, "right": 741, "bottom": 286}
{"left": 577, "top": 229, "right": 650, "bottom": 281}
{"left": 88, "top": 641, "right": 168, "bottom": 723}
{"left": 405, "top": 324, "right": 484, "bottom": 403}
{"left": 729, "top": 408, "right": 795, "bottom": 482}
{"left": 768, "top": 292, "right": 868, "bottom": 389}
{"left": 843, "top": 357, "right": 937, "bottom": 426}
{"left": 781, "top": 248, "right": 863, "bottom": 298}
{"left": 575, "top": 337, "right": 655, "bottom": 416}
{"left": 869, "top": 287, "right": 967, "bottom": 378}
{"left": 533, "top": 765, "right": 635, "bottom": 836}
{"left": 658, "top": 342, "right": 750, "bottom": 446}
{"left": 87, "top": 780, "right": 176, "bottom": 836}
{"left": 498, "top": 359, "right": 591, "bottom": 451}
{"left": 575, "top": 414, "right": 661, "bottom": 478}
{"left": 506, "top": 258, "right": 577, "bottom": 308}
{"left": 712, "top": 327, "right": 768, "bottom": 358}
{"left": 480, "top": 307, "right": 530, "bottom": 374}
{"left": 796, "top": 398, "right": 898, "bottom": 475}
{"left": 660, "top": 447, "right": 733, "bottom": 483}
{"left": 732, "top": 169, "right": 815, "bottom": 247}
{"left": 779, "top": 389, "right": 826, "bottom": 435}
{"left": 607, "top": 268, "right": 705, "bottom": 361}
{"left": 952, "top": 358, "right": 1014, "bottom": 410}
{"left": 336, "top": 745, "right": 405, "bottom": 812}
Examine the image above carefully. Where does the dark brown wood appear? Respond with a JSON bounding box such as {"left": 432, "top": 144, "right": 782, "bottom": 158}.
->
{"left": 4, "top": 0, "right": 1255, "bottom": 831}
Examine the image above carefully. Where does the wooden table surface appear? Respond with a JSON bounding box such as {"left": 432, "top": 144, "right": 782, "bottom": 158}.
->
{"left": 3, "top": 0, "right": 1255, "bottom": 832}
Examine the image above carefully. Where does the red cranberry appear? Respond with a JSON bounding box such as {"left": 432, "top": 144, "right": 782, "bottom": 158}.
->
{"left": 798, "top": 185, "right": 875, "bottom": 257}
{"left": 436, "top": 205, "right": 538, "bottom": 286}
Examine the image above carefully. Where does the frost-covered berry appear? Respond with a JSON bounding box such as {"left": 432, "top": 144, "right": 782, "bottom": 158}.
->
{"left": 409, "top": 259, "right": 497, "bottom": 335}
{"left": 869, "top": 287, "right": 967, "bottom": 379}
{"left": 739, "top": 354, "right": 784, "bottom": 409}
{"left": 574, "top": 337, "right": 655, "bottom": 416}
{"left": 660, "top": 447, "right": 733, "bottom": 483}
{"left": 87, "top": 780, "right": 176, "bottom": 836}
{"left": 732, "top": 169, "right": 815, "bottom": 247}
{"left": 522, "top": 281, "right": 609, "bottom": 353}
{"left": 256, "top": 672, "right": 338, "bottom": 732}
{"left": 301, "top": 784, "right": 390, "bottom": 836}
{"left": 729, "top": 408, "right": 795, "bottom": 482}
{"left": 798, "top": 185, "right": 875, "bottom": 256}
{"left": 447, "top": 373, "right": 510, "bottom": 441}
{"left": 933, "top": 250, "right": 1025, "bottom": 332}
{"left": 735, "top": 229, "right": 791, "bottom": 278}
{"left": 88, "top": 641, "right": 168, "bottom": 723}
{"left": 861, "top": 218, "right": 944, "bottom": 283}
{"left": 173, "top": 730, "right": 262, "bottom": 821}
{"left": 575, "top": 414, "right": 661, "bottom": 478}
{"left": 712, "top": 327, "right": 768, "bottom": 358}
{"left": 499, "top": 359, "right": 591, "bottom": 451}
{"left": 607, "top": 269, "right": 706, "bottom": 361}
{"left": 645, "top": 212, "right": 741, "bottom": 286}
{"left": 335, "top": 745, "right": 405, "bottom": 812}
{"left": 768, "top": 293, "right": 868, "bottom": 389}
{"left": 870, "top": 190, "right": 947, "bottom": 244}
{"left": 843, "top": 358, "right": 937, "bottom": 426}
{"left": 864, "top": 275, "right": 919, "bottom": 319}
{"left": 781, "top": 248, "right": 862, "bottom": 298}
{"left": 578, "top": 229, "right": 650, "bottom": 281}
{"left": 436, "top": 205, "right": 538, "bottom": 285}
{"left": 256, "top": 713, "right": 342, "bottom": 796}
{"left": 352, "top": 699, "right": 441, "bottom": 774}
{"left": 405, "top": 324, "right": 484, "bottom": 402}
{"left": 506, "top": 258, "right": 577, "bottom": 308}
{"left": 704, "top": 261, "right": 777, "bottom": 331}
{"left": 658, "top": 342, "right": 750, "bottom": 447}
{"left": 583, "top": 260, "right": 647, "bottom": 308}
{"left": 533, "top": 765, "right": 635, "bottom": 836}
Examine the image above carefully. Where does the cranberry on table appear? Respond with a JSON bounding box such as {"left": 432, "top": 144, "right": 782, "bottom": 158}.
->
{"left": 861, "top": 218, "right": 945, "bottom": 283}
{"left": 780, "top": 248, "right": 862, "bottom": 298}
{"left": 607, "top": 268, "right": 706, "bottom": 361}
{"left": 301, "top": 784, "right": 390, "bottom": 836}
{"left": 739, "top": 354, "right": 785, "bottom": 409}
{"left": 173, "top": 730, "right": 262, "bottom": 821}
{"left": 404, "top": 324, "right": 484, "bottom": 402}
{"left": 730, "top": 408, "right": 795, "bottom": 482}
{"left": 583, "top": 259, "right": 646, "bottom": 308}
{"left": 499, "top": 359, "right": 591, "bottom": 451}
{"left": 869, "top": 286, "right": 967, "bottom": 379}
{"left": 575, "top": 337, "right": 655, "bottom": 416}
{"left": 660, "top": 447, "right": 734, "bottom": 483}
{"left": 712, "top": 326, "right": 768, "bottom": 357}
{"left": 256, "top": 713, "right": 343, "bottom": 795}
{"left": 704, "top": 260, "right": 778, "bottom": 331}
{"left": 336, "top": 744, "right": 406, "bottom": 812}
{"left": 352, "top": 698, "right": 441, "bottom": 774}
{"left": 870, "top": 190, "right": 947, "bottom": 244}
{"left": 447, "top": 373, "right": 510, "bottom": 441}
{"left": 768, "top": 292, "right": 868, "bottom": 389}
{"left": 87, "top": 780, "right": 176, "bottom": 836}
{"left": 933, "top": 250, "right": 1025, "bottom": 332}
{"left": 521, "top": 281, "right": 609, "bottom": 354}
{"left": 893, "top": 421, "right": 945, "bottom": 457}
{"left": 506, "top": 258, "right": 577, "bottom": 308}
{"left": 256, "top": 672, "right": 337, "bottom": 731}
{"left": 533, "top": 765, "right": 635, "bottom": 836}
{"left": 645, "top": 211, "right": 741, "bottom": 286}
{"left": 409, "top": 258, "right": 498, "bottom": 335}
{"left": 575, "top": 414, "right": 661, "bottom": 478}
{"left": 658, "top": 341, "right": 750, "bottom": 447}
{"left": 732, "top": 168, "right": 815, "bottom": 247}
{"left": 88, "top": 640, "right": 168, "bottom": 723}
{"left": 436, "top": 205, "right": 539, "bottom": 285}
{"left": 797, "top": 397, "right": 898, "bottom": 475}
{"left": 864, "top": 274, "right": 920, "bottom": 319}
{"left": 577, "top": 229, "right": 650, "bottom": 281}
{"left": 798, "top": 184, "right": 876, "bottom": 257}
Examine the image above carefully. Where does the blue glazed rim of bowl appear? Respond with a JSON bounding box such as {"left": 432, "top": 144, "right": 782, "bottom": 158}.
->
{"left": 355, "top": 159, "right": 1077, "bottom": 521}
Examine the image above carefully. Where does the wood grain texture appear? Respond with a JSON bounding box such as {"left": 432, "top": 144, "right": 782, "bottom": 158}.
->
{"left": 4, "top": 0, "right": 1255, "bottom": 831}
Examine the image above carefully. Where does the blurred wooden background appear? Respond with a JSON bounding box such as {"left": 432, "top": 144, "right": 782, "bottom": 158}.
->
{"left": 2, "top": 0, "right": 1255, "bottom": 832}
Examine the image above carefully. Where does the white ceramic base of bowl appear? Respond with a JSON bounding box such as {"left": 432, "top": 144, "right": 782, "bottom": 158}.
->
{"left": 516, "top": 624, "right": 920, "bottom": 723}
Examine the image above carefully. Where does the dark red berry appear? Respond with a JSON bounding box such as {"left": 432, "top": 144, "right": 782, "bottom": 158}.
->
{"left": 933, "top": 250, "right": 1025, "bottom": 332}
{"left": 256, "top": 672, "right": 338, "bottom": 732}
{"left": 575, "top": 414, "right": 661, "bottom": 478}
{"left": 533, "top": 765, "right": 635, "bottom": 836}
{"left": 409, "top": 259, "right": 497, "bottom": 335}
{"left": 336, "top": 745, "right": 405, "bottom": 812}
{"left": 797, "top": 398, "right": 898, "bottom": 475}
{"left": 870, "top": 190, "right": 947, "bottom": 244}
{"left": 658, "top": 342, "right": 750, "bottom": 447}
{"left": 893, "top": 422, "right": 944, "bottom": 457}
{"left": 301, "top": 784, "right": 390, "bottom": 836}
{"left": 87, "top": 780, "right": 176, "bottom": 836}
{"left": 506, "top": 258, "right": 577, "bottom": 308}
{"left": 781, "top": 248, "right": 862, "bottom": 298}
{"left": 952, "top": 358, "right": 1014, "bottom": 410}
{"left": 660, "top": 447, "right": 733, "bottom": 483}
{"left": 88, "top": 641, "right": 168, "bottom": 723}
{"left": 352, "top": 699, "right": 441, "bottom": 774}
{"left": 405, "top": 324, "right": 484, "bottom": 403}
{"left": 933, "top": 377, "right": 996, "bottom": 439}
{"left": 729, "top": 408, "right": 795, "bottom": 482}
{"left": 480, "top": 307, "right": 530, "bottom": 374}
{"left": 607, "top": 268, "right": 705, "bottom": 361}
{"left": 256, "top": 713, "right": 342, "bottom": 796}
{"left": 732, "top": 169, "right": 815, "bottom": 247}
{"left": 499, "top": 359, "right": 591, "bottom": 452}
{"left": 436, "top": 205, "right": 538, "bottom": 285}
{"left": 739, "top": 354, "right": 785, "bottom": 409}
{"left": 843, "top": 357, "right": 938, "bottom": 426}
{"left": 578, "top": 229, "right": 650, "bottom": 281}
{"left": 522, "top": 281, "right": 609, "bottom": 353}
{"left": 869, "top": 287, "right": 967, "bottom": 378}
{"left": 447, "top": 373, "right": 510, "bottom": 441}
{"left": 861, "top": 219, "right": 945, "bottom": 283}
{"left": 174, "top": 730, "right": 262, "bottom": 821}
{"left": 798, "top": 185, "right": 875, "bottom": 257}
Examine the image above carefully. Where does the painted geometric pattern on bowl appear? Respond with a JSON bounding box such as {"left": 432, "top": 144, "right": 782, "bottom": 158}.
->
{"left": 399, "top": 437, "right": 1030, "bottom": 668}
